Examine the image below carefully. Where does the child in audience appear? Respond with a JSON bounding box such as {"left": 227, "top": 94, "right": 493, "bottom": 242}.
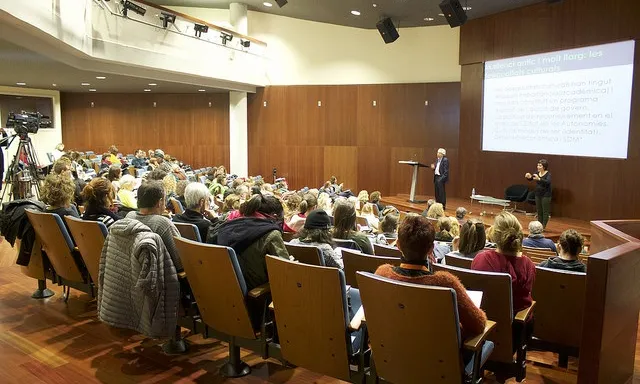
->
{"left": 82, "top": 178, "right": 120, "bottom": 228}
{"left": 539, "top": 229, "right": 586, "bottom": 272}
{"left": 332, "top": 200, "right": 374, "bottom": 255}
{"left": 375, "top": 214, "right": 487, "bottom": 339}
{"left": 289, "top": 209, "right": 343, "bottom": 268}
{"left": 472, "top": 212, "right": 536, "bottom": 314}
{"left": 287, "top": 193, "right": 317, "bottom": 232}
{"left": 450, "top": 219, "right": 487, "bottom": 259}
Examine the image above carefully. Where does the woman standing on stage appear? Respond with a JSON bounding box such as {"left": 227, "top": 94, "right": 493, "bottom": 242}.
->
{"left": 525, "top": 159, "right": 551, "bottom": 229}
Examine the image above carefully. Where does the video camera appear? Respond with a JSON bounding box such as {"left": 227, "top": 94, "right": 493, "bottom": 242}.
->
{"left": 5, "top": 111, "right": 52, "bottom": 137}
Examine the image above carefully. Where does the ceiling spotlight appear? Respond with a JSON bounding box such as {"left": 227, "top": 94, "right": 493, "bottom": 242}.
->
{"left": 351, "top": 10, "right": 361, "bottom": 16}
{"left": 16, "top": 82, "right": 26, "bottom": 86}
{"left": 373, "top": 4, "right": 377, "bottom": 7}
{"left": 220, "top": 32, "right": 233, "bottom": 45}
{"left": 438, "top": 13, "right": 445, "bottom": 16}
{"left": 52, "top": 83, "right": 57, "bottom": 87}
{"left": 194, "top": 23, "right": 208, "bottom": 37}
{"left": 81, "top": 82, "right": 90, "bottom": 86}
{"left": 240, "top": 39, "right": 251, "bottom": 48}
{"left": 160, "top": 12, "right": 176, "bottom": 28}
{"left": 198, "top": 89, "right": 206, "bottom": 92}
{"left": 462, "top": 6, "right": 472, "bottom": 10}
{"left": 96, "top": 76, "right": 106, "bottom": 79}
{"left": 122, "top": 0, "right": 146, "bottom": 17}
{"left": 424, "top": 17, "right": 435, "bottom": 21}
{"left": 144, "top": 89, "right": 151, "bottom": 92}
{"left": 275, "top": 0, "right": 287, "bottom": 7}
{"left": 263, "top": 2, "right": 273, "bottom": 6}
{"left": 148, "top": 83, "right": 157, "bottom": 86}
{"left": 89, "top": 89, "right": 97, "bottom": 92}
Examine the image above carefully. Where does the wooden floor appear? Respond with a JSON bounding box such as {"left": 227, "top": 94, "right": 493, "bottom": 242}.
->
{"left": 381, "top": 194, "right": 592, "bottom": 243}
{"left": 0, "top": 238, "right": 634, "bottom": 384}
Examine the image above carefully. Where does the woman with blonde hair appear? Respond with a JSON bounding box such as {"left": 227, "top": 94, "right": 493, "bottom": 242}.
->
{"left": 42, "top": 173, "right": 80, "bottom": 222}
{"left": 287, "top": 193, "right": 317, "bottom": 232}
{"left": 426, "top": 202, "right": 445, "bottom": 219}
{"left": 284, "top": 193, "right": 302, "bottom": 222}
{"left": 117, "top": 174, "right": 138, "bottom": 209}
{"left": 317, "top": 192, "right": 333, "bottom": 215}
{"left": 356, "top": 190, "right": 369, "bottom": 212}
{"left": 472, "top": 212, "right": 536, "bottom": 313}
{"left": 360, "top": 203, "right": 379, "bottom": 232}
{"left": 450, "top": 220, "right": 487, "bottom": 259}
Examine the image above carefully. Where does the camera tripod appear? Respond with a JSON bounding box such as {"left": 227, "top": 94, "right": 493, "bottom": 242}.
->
{"left": 0, "top": 134, "right": 44, "bottom": 202}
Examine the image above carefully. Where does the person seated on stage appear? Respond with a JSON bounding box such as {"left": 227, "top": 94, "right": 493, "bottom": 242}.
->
{"left": 287, "top": 193, "right": 317, "bottom": 232}
{"left": 426, "top": 202, "right": 445, "bottom": 220}
{"left": 375, "top": 214, "right": 487, "bottom": 339}
{"left": 81, "top": 178, "right": 120, "bottom": 228}
{"left": 450, "top": 219, "right": 487, "bottom": 259}
{"left": 369, "top": 191, "right": 385, "bottom": 214}
{"left": 175, "top": 180, "right": 189, "bottom": 209}
{"left": 289, "top": 209, "right": 343, "bottom": 268}
{"left": 539, "top": 229, "right": 586, "bottom": 272}
{"left": 375, "top": 213, "right": 399, "bottom": 245}
{"left": 456, "top": 206, "right": 468, "bottom": 224}
{"left": 471, "top": 212, "right": 536, "bottom": 314}
{"left": 360, "top": 203, "right": 380, "bottom": 232}
{"left": 117, "top": 175, "right": 138, "bottom": 210}
{"left": 173, "top": 182, "right": 218, "bottom": 241}
{"left": 126, "top": 180, "right": 182, "bottom": 271}
{"left": 41, "top": 173, "right": 81, "bottom": 223}
{"left": 523, "top": 221, "right": 557, "bottom": 253}
{"left": 107, "top": 164, "right": 122, "bottom": 192}
{"left": 107, "top": 145, "right": 121, "bottom": 166}
{"left": 131, "top": 149, "right": 147, "bottom": 169}
{"left": 332, "top": 199, "right": 374, "bottom": 255}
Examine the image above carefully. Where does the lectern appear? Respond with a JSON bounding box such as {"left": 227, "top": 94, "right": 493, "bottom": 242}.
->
{"left": 399, "top": 161, "right": 429, "bottom": 203}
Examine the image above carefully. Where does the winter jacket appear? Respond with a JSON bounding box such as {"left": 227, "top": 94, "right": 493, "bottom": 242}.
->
{"left": 98, "top": 219, "right": 180, "bottom": 338}
{"left": 0, "top": 199, "right": 46, "bottom": 266}
{"left": 538, "top": 257, "right": 586, "bottom": 273}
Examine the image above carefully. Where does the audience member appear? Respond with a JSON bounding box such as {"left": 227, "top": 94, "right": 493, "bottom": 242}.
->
{"left": 376, "top": 213, "right": 399, "bottom": 245}
{"left": 175, "top": 180, "right": 189, "bottom": 209}
{"left": 163, "top": 174, "right": 178, "bottom": 212}
{"left": 81, "top": 178, "right": 120, "bottom": 228}
{"left": 107, "top": 145, "right": 121, "bottom": 166}
{"left": 455, "top": 207, "right": 468, "bottom": 223}
{"left": 523, "top": 221, "right": 557, "bottom": 253}
{"left": 107, "top": 164, "right": 122, "bottom": 192}
{"left": 154, "top": 149, "right": 173, "bottom": 173}
{"left": 369, "top": 190, "right": 385, "bottom": 213}
{"left": 421, "top": 199, "right": 436, "bottom": 216}
{"left": 471, "top": 212, "right": 536, "bottom": 313}
{"left": 173, "top": 183, "right": 218, "bottom": 241}
{"left": 539, "top": 229, "right": 586, "bottom": 272}
{"left": 329, "top": 175, "right": 342, "bottom": 194}
{"left": 131, "top": 149, "right": 147, "bottom": 168}
{"left": 360, "top": 203, "right": 379, "bottom": 231}
{"left": 375, "top": 214, "right": 487, "bottom": 339}
{"left": 317, "top": 192, "right": 333, "bottom": 215}
{"left": 435, "top": 216, "right": 454, "bottom": 242}
{"left": 289, "top": 209, "right": 343, "bottom": 268}
{"left": 117, "top": 175, "right": 138, "bottom": 209}
{"left": 126, "top": 180, "right": 182, "bottom": 271}
{"left": 217, "top": 194, "right": 289, "bottom": 291}
{"left": 332, "top": 200, "right": 374, "bottom": 254}
{"left": 284, "top": 193, "right": 302, "bottom": 223}
{"left": 450, "top": 220, "right": 487, "bottom": 259}
{"left": 221, "top": 194, "right": 241, "bottom": 220}
{"left": 41, "top": 173, "right": 80, "bottom": 222}
{"left": 356, "top": 190, "right": 369, "bottom": 211}
{"left": 426, "top": 202, "right": 445, "bottom": 219}
{"left": 147, "top": 167, "right": 168, "bottom": 181}
{"left": 209, "top": 174, "right": 227, "bottom": 197}
{"left": 288, "top": 193, "right": 317, "bottom": 232}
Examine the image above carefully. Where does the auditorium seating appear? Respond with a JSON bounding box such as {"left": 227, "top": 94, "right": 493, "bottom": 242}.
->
{"left": 64, "top": 216, "right": 108, "bottom": 285}
{"left": 266, "top": 255, "right": 369, "bottom": 383}
{"left": 174, "top": 222, "right": 201, "bottom": 242}
{"left": 444, "top": 253, "right": 474, "bottom": 269}
{"left": 333, "top": 238, "right": 362, "bottom": 251}
{"left": 26, "top": 210, "right": 94, "bottom": 300}
{"left": 342, "top": 248, "right": 400, "bottom": 288}
{"left": 284, "top": 242, "right": 325, "bottom": 266}
{"left": 530, "top": 266, "right": 586, "bottom": 367}
{"left": 433, "top": 264, "right": 535, "bottom": 382}
{"left": 357, "top": 271, "right": 496, "bottom": 383}
{"left": 169, "top": 198, "right": 185, "bottom": 214}
{"left": 523, "top": 246, "right": 556, "bottom": 264}
{"left": 373, "top": 243, "right": 403, "bottom": 258}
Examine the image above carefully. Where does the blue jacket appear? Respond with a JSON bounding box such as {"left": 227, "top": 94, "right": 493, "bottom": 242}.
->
{"left": 523, "top": 235, "right": 557, "bottom": 253}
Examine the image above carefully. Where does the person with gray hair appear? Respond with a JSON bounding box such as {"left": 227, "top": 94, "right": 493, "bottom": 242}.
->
{"left": 522, "top": 220, "right": 557, "bottom": 253}
{"left": 172, "top": 182, "right": 218, "bottom": 241}
{"left": 455, "top": 207, "right": 468, "bottom": 223}
{"left": 430, "top": 148, "right": 449, "bottom": 208}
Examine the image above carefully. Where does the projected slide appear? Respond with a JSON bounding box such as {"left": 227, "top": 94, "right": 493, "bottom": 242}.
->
{"left": 482, "top": 40, "right": 635, "bottom": 159}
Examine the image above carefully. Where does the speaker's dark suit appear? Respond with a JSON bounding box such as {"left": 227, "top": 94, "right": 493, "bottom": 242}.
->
{"left": 433, "top": 157, "right": 449, "bottom": 209}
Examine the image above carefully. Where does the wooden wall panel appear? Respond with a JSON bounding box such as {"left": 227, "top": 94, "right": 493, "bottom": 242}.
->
{"left": 459, "top": 0, "right": 640, "bottom": 221}
{"left": 61, "top": 93, "right": 230, "bottom": 170}
{"left": 248, "top": 83, "right": 460, "bottom": 195}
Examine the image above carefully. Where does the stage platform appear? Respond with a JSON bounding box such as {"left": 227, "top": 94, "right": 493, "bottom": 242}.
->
{"left": 380, "top": 194, "right": 592, "bottom": 243}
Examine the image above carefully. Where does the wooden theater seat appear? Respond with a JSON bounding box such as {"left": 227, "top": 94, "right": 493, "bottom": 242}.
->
{"left": 433, "top": 264, "right": 535, "bottom": 382}
{"left": 357, "top": 272, "right": 496, "bottom": 384}
{"left": 523, "top": 246, "right": 556, "bottom": 264}
{"left": 373, "top": 243, "right": 403, "bottom": 258}
{"left": 266, "top": 255, "right": 368, "bottom": 383}
{"left": 531, "top": 266, "right": 586, "bottom": 367}
{"left": 64, "top": 216, "right": 108, "bottom": 285}
{"left": 173, "top": 222, "right": 201, "bottom": 242}
{"left": 342, "top": 249, "right": 400, "bottom": 288}
{"left": 169, "top": 198, "right": 184, "bottom": 214}
{"left": 445, "top": 253, "right": 474, "bottom": 269}
{"left": 284, "top": 242, "right": 324, "bottom": 266}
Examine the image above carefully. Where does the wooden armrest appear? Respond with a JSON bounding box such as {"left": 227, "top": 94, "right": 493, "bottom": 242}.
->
{"left": 463, "top": 320, "right": 497, "bottom": 351}
{"left": 514, "top": 301, "right": 536, "bottom": 323}
{"left": 348, "top": 307, "right": 365, "bottom": 331}
{"left": 248, "top": 283, "right": 271, "bottom": 298}
{"left": 177, "top": 271, "right": 187, "bottom": 279}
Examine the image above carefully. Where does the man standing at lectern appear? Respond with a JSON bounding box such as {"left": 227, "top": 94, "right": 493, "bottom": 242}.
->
{"left": 430, "top": 148, "right": 449, "bottom": 209}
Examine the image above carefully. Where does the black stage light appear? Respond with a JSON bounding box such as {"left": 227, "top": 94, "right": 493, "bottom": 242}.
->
{"left": 221, "top": 32, "right": 233, "bottom": 45}
{"left": 122, "top": 0, "right": 146, "bottom": 17}
{"left": 194, "top": 23, "right": 208, "bottom": 37}
{"left": 160, "top": 12, "right": 176, "bottom": 28}
{"left": 240, "top": 39, "right": 250, "bottom": 48}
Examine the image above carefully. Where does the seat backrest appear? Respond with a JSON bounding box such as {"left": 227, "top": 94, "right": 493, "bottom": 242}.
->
{"left": 355, "top": 216, "right": 369, "bottom": 229}
{"left": 26, "top": 210, "right": 84, "bottom": 283}
{"left": 532, "top": 266, "right": 586, "bottom": 348}
{"left": 357, "top": 272, "right": 463, "bottom": 383}
{"left": 505, "top": 184, "right": 529, "bottom": 200}
{"left": 342, "top": 249, "right": 400, "bottom": 288}
{"left": 523, "top": 246, "right": 556, "bottom": 264}
{"left": 170, "top": 198, "right": 184, "bottom": 214}
{"left": 173, "top": 237, "right": 255, "bottom": 340}
{"left": 333, "top": 238, "right": 361, "bottom": 251}
{"left": 281, "top": 231, "right": 295, "bottom": 242}
{"left": 374, "top": 243, "right": 403, "bottom": 258}
{"left": 445, "top": 253, "right": 473, "bottom": 269}
{"left": 285, "top": 242, "right": 324, "bottom": 266}
{"left": 64, "top": 216, "right": 108, "bottom": 284}
{"left": 433, "top": 264, "right": 514, "bottom": 363}
{"left": 266, "top": 255, "right": 351, "bottom": 381}
{"left": 174, "top": 222, "right": 201, "bottom": 242}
